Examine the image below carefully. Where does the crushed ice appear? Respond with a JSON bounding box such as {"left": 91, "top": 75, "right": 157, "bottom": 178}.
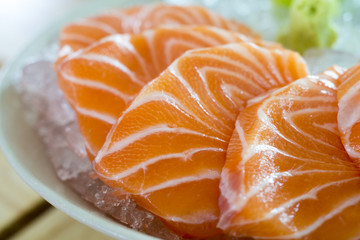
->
{"left": 17, "top": 60, "right": 90, "bottom": 181}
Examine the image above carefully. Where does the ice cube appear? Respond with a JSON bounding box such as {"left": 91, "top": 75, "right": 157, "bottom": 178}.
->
{"left": 64, "top": 121, "right": 87, "bottom": 159}
{"left": 19, "top": 61, "right": 75, "bottom": 126}
{"left": 66, "top": 172, "right": 182, "bottom": 240}
{"left": 18, "top": 60, "right": 91, "bottom": 180}
{"left": 45, "top": 87, "right": 75, "bottom": 127}
{"left": 21, "top": 61, "right": 56, "bottom": 94}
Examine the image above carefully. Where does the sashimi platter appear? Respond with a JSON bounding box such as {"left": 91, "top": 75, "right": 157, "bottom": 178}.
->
{"left": 2, "top": 0, "right": 360, "bottom": 239}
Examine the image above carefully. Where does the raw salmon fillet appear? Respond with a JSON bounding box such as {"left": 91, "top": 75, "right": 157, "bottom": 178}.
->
{"left": 94, "top": 42, "right": 308, "bottom": 238}
{"left": 338, "top": 63, "right": 360, "bottom": 165}
{"left": 218, "top": 66, "right": 360, "bottom": 239}
{"left": 57, "top": 4, "right": 259, "bottom": 64}
{"left": 57, "top": 26, "right": 272, "bottom": 159}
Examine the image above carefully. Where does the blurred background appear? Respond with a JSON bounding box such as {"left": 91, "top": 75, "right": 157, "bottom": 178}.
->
{"left": 0, "top": 0, "right": 84, "bottom": 61}
{"left": 0, "top": 0, "right": 114, "bottom": 239}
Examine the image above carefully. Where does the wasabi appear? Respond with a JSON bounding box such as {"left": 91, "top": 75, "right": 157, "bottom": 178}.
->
{"left": 272, "top": 0, "right": 293, "bottom": 7}
{"left": 277, "top": 0, "right": 339, "bottom": 53}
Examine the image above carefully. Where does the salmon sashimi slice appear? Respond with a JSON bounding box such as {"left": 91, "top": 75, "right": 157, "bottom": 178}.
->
{"left": 338, "top": 63, "right": 360, "bottom": 165}
{"left": 57, "top": 4, "right": 260, "bottom": 65}
{"left": 57, "top": 26, "right": 275, "bottom": 160}
{"left": 218, "top": 66, "right": 360, "bottom": 239}
{"left": 94, "top": 42, "right": 308, "bottom": 238}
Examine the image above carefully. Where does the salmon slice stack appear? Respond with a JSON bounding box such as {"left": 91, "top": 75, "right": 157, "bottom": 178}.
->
{"left": 57, "top": 4, "right": 260, "bottom": 64}
{"left": 337, "top": 63, "right": 360, "bottom": 165}
{"left": 94, "top": 42, "right": 308, "bottom": 238}
{"left": 218, "top": 66, "right": 360, "bottom": 239}
{"left": 57, "top": 26, "right": 273, "bottom": 159}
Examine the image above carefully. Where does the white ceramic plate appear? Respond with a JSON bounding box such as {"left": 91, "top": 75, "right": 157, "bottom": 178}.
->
{"left": 0, "top": 0, "right": 162, "bottom": 239}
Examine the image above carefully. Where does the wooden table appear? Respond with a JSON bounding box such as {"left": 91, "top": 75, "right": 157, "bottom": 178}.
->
{"left": 0, "top": 149, "right": 114, "bottom": 239}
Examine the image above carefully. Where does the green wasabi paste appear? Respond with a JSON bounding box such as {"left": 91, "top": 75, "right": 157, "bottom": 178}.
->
{"left": 277, "top": 0, "right": 339, "bottom": 53}
{"left": 272, "top": 0, "right": 293, "bottom": 7}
